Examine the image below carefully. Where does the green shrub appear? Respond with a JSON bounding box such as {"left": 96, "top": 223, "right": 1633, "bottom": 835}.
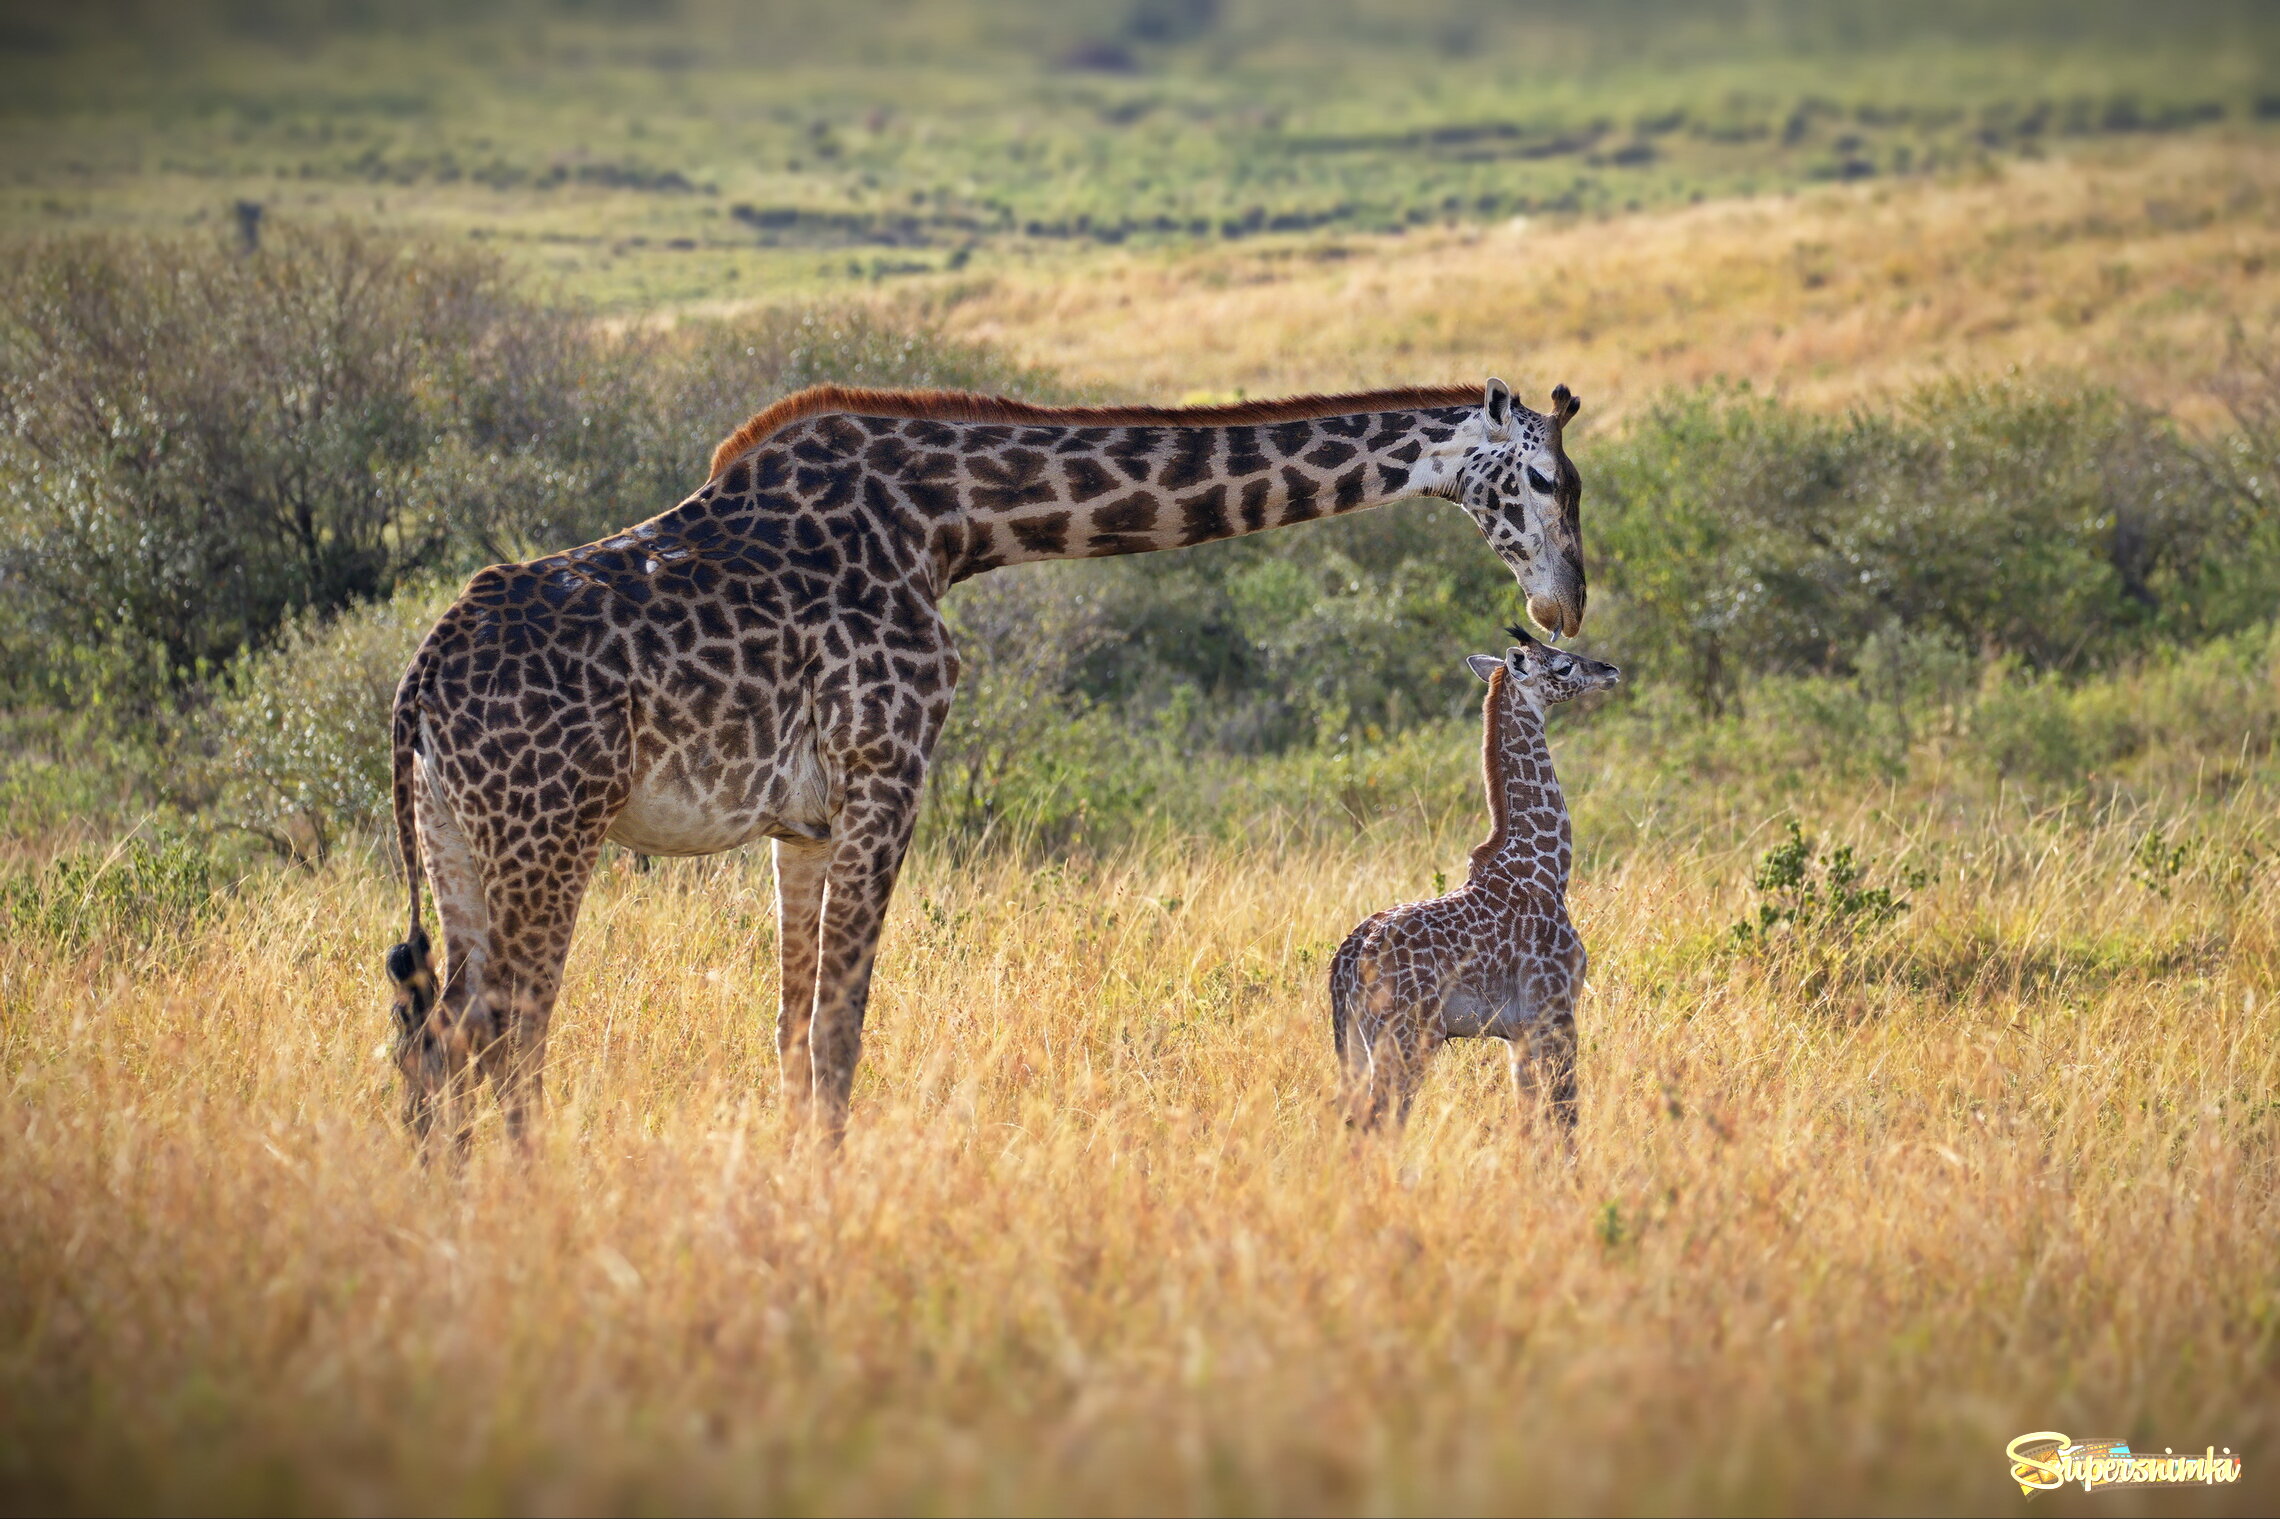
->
{"left": 1731, "top": 820, "right": 1923, "bottom": 949}
{"left": 0, "top": 226, "right": 1048, "bottom": 712}
{"left": 1968, "top": 661, "right": 2102, "bottom": 789}
{"left": 0, "top": 225, "right": 599, "bottom": 698}
{"left": 0, "top": 833, "right": 223, "bottom": 951}
{"left": 1050, "top": 372, "right": 2272, "bottom": 759}
{"left": 925, "top": 564, "right": 1148, "bottom": 853}
{"left": 1967, "top": 624, "right": 2280, "bottom": 793}
{"left": 1069, "top": 497, "right": 1518, "bottom": 753}
{"left": 203, "top": 583, "right": 456, "bottom": 862}
{"left": 1583, "top": 378, "right": 2265, "bottom": 713}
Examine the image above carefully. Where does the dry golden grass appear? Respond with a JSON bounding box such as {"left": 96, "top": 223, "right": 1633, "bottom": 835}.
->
{"left": 4, "top": 782, "right": 2277, "bottom": 1513}
{"left": 918, "top": 137, "right": 2280, "bottom": 428}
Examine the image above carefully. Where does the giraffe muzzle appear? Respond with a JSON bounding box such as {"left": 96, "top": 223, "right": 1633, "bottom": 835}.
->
{"left": 1527, "top": 593, "right": 1584, "bottom": 640}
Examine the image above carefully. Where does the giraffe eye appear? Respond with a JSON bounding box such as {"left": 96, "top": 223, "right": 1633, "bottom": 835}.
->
{"left": 1525, "top": 464, "right": 1556, "bottom": 495}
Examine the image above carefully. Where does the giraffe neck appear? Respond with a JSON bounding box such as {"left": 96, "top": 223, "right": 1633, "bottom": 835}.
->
{"left": 1467, "top": 669, "right": 1571, "bottom": 892}
{"left": 930, "top": 405, "right": 1477, "bottom": 578}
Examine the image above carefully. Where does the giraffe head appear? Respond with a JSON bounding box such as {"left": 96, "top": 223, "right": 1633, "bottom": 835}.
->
{"left": 1417, "top": 378, "right": 1587, "bottom": 638}
{"left": 1465, "top": 625, "right": 1620, "bottom": 708}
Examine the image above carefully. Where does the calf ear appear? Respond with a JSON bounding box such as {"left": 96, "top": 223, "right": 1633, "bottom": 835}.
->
{"left": 1464, "top": 653, "right": 1501, "bottom": 682}
{"left": 1482, "top": 377, "right": 1515, "bottom": 435}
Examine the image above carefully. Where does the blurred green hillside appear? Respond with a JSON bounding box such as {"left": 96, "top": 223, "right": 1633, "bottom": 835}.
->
{"left": 5, "top": 225, "right": 2279, "bottom": 866}
{"left": 4, "top": 0, "right": 2278, "bottom": 304}
{"left": 5, "top": 3, "right": 2280, "bottom": 868}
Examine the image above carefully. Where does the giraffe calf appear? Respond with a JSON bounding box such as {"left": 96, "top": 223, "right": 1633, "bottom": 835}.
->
{"left": 1331, "top": 630, "right": 1618, "bottom": 1132}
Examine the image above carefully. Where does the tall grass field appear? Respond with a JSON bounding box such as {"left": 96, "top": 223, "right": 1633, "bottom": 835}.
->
{"left": 6, "top": 681, "right": 2280, "bottom": 1511}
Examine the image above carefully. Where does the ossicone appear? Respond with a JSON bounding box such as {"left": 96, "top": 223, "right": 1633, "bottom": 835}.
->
{"left": 1549, "top": 384, "right": 1581, "bottom": 427}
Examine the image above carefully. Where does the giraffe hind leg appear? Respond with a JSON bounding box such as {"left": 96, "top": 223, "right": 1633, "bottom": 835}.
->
{"left": 1344, "top": 956, "right": 1433, "bottom": 1132}
{"left": 1510, "top": 1010, "right": 1579, "bottom": 1135}
{"left": 397, "top": 759, "right": 494, "bottom": 1157}
{"left": 474, "top": 814, "right": 608, "bottom": 1148}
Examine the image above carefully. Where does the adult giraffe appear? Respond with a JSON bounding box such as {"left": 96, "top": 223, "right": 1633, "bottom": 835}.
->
{"left": 384, "top": 378, "right": 1587, "bottom": 1148}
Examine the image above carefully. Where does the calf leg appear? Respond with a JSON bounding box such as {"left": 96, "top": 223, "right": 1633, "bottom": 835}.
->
{"left": 1510, "top": 1010, "right": 1579, "bottom": 1133}
{"left": 1348, "top": 1001, "right": 1437, "bottom": 1132}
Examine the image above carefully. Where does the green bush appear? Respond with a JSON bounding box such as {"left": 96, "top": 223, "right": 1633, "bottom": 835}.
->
{"left": 1967, "top": 623, "right": 2280, "bottom": 793}
{"left": 0, "top": 833, "right": 223, "bottom": 951}
{"left": 1731, "top": 820, "right": 1923, "bottom": 949}
{"left": 1068, "top": 497, "right": 1519, "bottom": 753}
{"left": 924, "top": 564, "right": 1148, "bottom": 853}
{"left": 0, "top": 226, "right": 1045, "bottom": 712}
{"left": 1583, "top": 378, "right": 2266, "bottom": 713}
{"left": 1044, "top": 372, "right": 2275, "bottom": 760}
{"left": 0, "top": 225, "right": 600, "bottom": 698}
{"left": 203, "top": 584, "right": 456, "bottom": 862}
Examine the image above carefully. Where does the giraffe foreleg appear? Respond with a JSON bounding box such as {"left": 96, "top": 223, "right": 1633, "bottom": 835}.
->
{"left": 772, "top": 837, "right": 830, "bottom": 1119}
{"left": 806, "top": 775, "right": 924, "bottom": 1141}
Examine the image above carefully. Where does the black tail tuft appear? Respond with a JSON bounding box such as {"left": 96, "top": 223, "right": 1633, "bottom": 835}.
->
{"left": 386, "top": 926, "right": 436, "bottom": 1031}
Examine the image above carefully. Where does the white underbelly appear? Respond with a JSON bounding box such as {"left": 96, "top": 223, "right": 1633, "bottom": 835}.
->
{"left": 605, "top": 735, "right": 834, "bottom": 856}
{"left": 1440, "top": 981, "right": 1526, "bottom": 1039}
{"left": 605, "top": 786, "right": 765, "bottom": 856}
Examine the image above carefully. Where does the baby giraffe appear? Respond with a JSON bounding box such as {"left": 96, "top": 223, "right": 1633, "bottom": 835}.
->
{"left": 1330, "top": 628, "right": 1619, "bottom": 1132}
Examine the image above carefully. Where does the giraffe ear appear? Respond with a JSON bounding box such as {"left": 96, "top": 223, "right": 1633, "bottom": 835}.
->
{"left": 1482, "top": 377, "right": 1516, "bottom": 436}
{"left": 1464, "top": 653, "right": 1502, "bottom": 683}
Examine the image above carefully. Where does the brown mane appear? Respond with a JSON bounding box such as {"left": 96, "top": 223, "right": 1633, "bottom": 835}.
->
{"left": 708, "top": 382, "right": 1482, "bottom": 480}
{"left": 1472, "top": 662, "right": 1513, "bottom": 866}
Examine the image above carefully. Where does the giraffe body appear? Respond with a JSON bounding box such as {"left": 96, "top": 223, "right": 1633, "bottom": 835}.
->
{"left": 383, "top": 380, "right": 1589, "bottom": 1150}
{"left": 1330, "top": 633, "right": 1618, "bottom": 1131}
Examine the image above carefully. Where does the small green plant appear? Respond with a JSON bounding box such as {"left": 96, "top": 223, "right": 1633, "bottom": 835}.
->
{"left": 913, "top": 895, "right": 974, "bottom": 951}
{"left": 1731, "top": 820, "right": 1926, "bottom": 947}
{"left": 2131, "top": 827, "right": 2191, "bottom": 898}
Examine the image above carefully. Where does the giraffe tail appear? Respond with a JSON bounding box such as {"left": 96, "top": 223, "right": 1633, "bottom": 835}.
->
{"left": 1328, "top": 929, "right": 1365, "bottom": 1062}
{"left": 384, "top": 647, "right": 437, "bottom": 1028}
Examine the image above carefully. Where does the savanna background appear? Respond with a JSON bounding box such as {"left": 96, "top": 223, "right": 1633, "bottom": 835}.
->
{"left": 4, "top": 1, "right": 2280, "bottom": 1512}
